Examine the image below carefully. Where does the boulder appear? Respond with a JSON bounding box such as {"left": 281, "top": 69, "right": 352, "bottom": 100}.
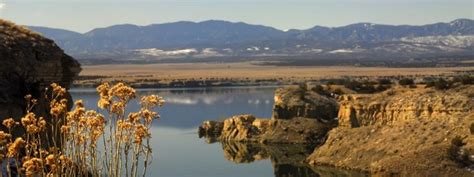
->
{"left": 198, "top": 120, "right": 224, "bottom": 139}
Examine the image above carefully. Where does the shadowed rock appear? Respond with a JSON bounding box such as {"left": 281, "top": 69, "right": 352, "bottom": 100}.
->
{"left": 0, "top": 19, "right": 81, "bottom": 138}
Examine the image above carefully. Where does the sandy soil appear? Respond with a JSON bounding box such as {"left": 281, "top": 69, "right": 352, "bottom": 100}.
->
{"left": 80, "top": 62, "right": 474, "bottom": 80}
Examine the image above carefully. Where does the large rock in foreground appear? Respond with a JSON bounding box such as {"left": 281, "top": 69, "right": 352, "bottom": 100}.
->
{"left": 199, "top": 114, "right": 336, "bottom": 144}
{"left": 272, "top": 87, "right": 339, "bottom": 120}
{"left": 0, "top": 19, "right": 81, "bottom": 136}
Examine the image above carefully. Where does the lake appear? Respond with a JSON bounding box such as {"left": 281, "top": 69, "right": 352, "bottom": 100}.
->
{"left": 70, "top": 86, "right": 366, "bottom": 177}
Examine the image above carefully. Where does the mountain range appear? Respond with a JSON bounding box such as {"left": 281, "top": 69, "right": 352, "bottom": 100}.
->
{"left": 27, "top": 19, "right": 474, "bottom": 63}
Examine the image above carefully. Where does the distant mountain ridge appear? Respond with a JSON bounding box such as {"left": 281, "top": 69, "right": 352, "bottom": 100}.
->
{"left": 27, "top": 19, "right": 474, "bottom": 61}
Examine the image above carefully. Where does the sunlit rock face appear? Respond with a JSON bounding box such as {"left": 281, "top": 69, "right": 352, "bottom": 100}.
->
{"left": 0, "top": 19, "right": 81, "bottom": 137}
{"left": 337, "top": 86, "right": 473, "bottom": 127}
{"left": 272, "top": 87, "right": 339, "bottom": 120}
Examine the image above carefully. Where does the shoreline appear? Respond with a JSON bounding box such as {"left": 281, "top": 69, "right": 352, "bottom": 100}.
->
{"left": 72, "top": 82, "right": 288, "bottom": 89}
{"left": 70, "top": 84, "right": 284, "bottom": 91}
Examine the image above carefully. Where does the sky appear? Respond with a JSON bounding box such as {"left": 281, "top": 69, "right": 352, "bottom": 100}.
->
{"left": 0, "top": 0, "right": 473, "bottom": 33}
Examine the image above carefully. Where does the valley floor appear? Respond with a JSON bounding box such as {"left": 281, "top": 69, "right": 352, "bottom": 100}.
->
{"left": 76, "top": 62, "right": 474, "bottom": 88}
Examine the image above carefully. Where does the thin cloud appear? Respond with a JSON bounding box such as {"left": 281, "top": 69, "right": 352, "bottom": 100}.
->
{"left": 0, "top": 3, "right": 5, "bottom": 10}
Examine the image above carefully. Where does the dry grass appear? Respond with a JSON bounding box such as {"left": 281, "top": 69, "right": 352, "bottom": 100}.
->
{"left": 80, "top": 62, "right": 474, "bottom": 82}
{"left": 0, "top": 19, "right": 42, "bottom": 39}
{"left": 0, "top": 83, "right": 164, "bottom": 177}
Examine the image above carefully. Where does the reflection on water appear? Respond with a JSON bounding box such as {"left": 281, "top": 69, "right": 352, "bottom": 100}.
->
{"left": 214, "top": 141, "right": 368, "bottom": 177}
{"left": 70, "top": 86, "right": 275, "bottom": 129}
{"left": 70, "top": 86, "right": 367, "bottom": 177}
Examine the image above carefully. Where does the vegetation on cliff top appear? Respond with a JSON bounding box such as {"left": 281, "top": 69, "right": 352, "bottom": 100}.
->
{"left": 0, "top": 19, "right": 43, "bottom": 40}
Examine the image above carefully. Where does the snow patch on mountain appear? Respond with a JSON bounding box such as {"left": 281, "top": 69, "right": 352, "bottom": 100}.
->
{"left": 246, "top": 47, "right": 260, "bottom": 51}
{"left": 134, "top": 48, "right": 198, "bottom": 57}
{"left": 400, "top": 35, "right": 474, "bottom": 48}
{"left": 329, "top": 49, "right": 353, "bottom": 54}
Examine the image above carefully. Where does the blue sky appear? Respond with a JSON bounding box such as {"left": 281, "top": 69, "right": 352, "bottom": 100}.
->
{"left": 0, "top": 0, "right": 473, "bottom": 33}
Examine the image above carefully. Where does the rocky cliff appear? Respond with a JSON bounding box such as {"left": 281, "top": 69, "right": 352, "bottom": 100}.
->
{"left": 308, "top": 86, "right": 474, "bottom": 176}
{"left": 0, "top": 19, "right": 81, "bottom": 136}
{"left": 198, "top": 86, "right": 341, "bottom": 144}
{"left": 337, "top": 86, "right": 473, "bottom": 127}
{"left": 272, "top": 87, "right": 339, "bottom": 120}
{"left": 199, "top": 86, "right": 340, "bottom": 144}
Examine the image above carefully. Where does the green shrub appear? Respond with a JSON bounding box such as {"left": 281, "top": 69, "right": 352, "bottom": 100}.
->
{"left": 453, "top": 75, "right": 474, "bottom": 85}
{"left": 434, "top": 78, "right": 451, "bottom": 90}
{"left": 377, "top": 79, "right": 392, "bottom": 85}
{"left": 343, "top": 80, "right": 380, "bottom": 93}
{"left": 448, "top": 136, "right": 469, "bottom": 166}
{"left": 425, "top": 78, "right": 453, "bottom": 90}
{"left": 398, "top": 78, "right": 414, "bottom": 86}
{"left": 375, "top": 85, "right": 390, "bottom": 92}
{"left": 311, "top": 85, "right": 330, "bottom": 96}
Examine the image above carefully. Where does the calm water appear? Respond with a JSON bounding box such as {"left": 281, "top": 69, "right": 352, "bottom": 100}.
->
{"left": 70, "top": 86, "right": 366, "bottom": 177}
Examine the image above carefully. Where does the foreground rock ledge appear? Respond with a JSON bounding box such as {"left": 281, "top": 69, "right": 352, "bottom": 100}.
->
{"left": 199, "top": 114, "right": 336, "bottom": 144}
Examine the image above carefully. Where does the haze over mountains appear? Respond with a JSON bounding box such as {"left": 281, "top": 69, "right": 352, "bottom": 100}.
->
{"left": 28, "top": 19, "right": 474, "bottom": 63}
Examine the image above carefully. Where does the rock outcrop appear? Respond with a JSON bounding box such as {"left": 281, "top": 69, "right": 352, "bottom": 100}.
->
{"left": 307, "top": 86, "right": 474, "bottom": 176}
{"left": 199, "top": 114, "right": 335, "bottom": 144}
{"left": 337, "top": 86, "right": 473, "bottom": 127}
{"left": 0, "top": 19, "right": 81, "bottom": 136}
{"left": 199, "top": 86, "right": 339, "bottom": 144}
{"left": 272, "top": 87, "right": 339, "bottom": 120}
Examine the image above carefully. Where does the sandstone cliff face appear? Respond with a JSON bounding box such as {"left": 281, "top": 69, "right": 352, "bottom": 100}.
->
{"left": 0, "top": 19, "right": 81, "bottom": 135}
{"left": 308, "top": 86, "right": 474, "bottom": 176}
{"left": 272, "top": 87, "right": 339, "bottom": 120}
{"left": 337, "top": 86, "right": 473, "bottom": 127}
